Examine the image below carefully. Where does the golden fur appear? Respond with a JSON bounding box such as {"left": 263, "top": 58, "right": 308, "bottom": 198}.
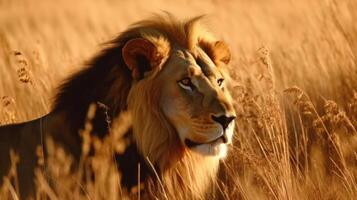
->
{"left": 0, "top": 14, "right": 236, "bottom": 199}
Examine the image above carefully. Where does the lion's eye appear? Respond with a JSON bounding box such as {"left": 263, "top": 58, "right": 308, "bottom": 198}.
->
{"left": 178, "top": 78, "right": 194, "bottom": 91}
{"left": 217, "top": 78, "right": 224, "bottom": 87}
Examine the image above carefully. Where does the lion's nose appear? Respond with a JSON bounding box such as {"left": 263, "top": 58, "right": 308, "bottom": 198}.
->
{"left": 211, "top": 115, "right": 236, "bottom": 130}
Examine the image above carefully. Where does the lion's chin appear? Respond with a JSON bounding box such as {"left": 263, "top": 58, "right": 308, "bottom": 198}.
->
{"left": 189, "top": 139, "right": 228, "bottom": 158}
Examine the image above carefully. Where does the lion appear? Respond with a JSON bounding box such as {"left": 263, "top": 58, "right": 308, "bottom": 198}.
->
{"left": 0, "top": 14, "right": 236, "bottom": 199}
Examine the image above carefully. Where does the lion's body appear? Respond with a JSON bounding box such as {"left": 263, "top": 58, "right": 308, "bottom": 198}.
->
{"left": 0, "top": 14, "right": 236, "bottom": 199}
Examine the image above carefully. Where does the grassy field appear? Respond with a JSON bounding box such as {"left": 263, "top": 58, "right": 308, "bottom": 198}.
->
{"left": 0, "top": 0, "right": 356, "bottom": 199}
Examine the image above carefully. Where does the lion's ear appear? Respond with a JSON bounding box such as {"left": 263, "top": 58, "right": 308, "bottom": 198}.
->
{"left": 200, "top": 40, "right": 231, "bottom": 65}
{"left": 122, "top": 38, "right": 164, "bottom": 79}
{"left": 213, "top": 41, "right": 231, "bottom": 65}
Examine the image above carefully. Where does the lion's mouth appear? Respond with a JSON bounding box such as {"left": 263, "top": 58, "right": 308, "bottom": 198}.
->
{"left": 185, "top": 134, "right": 228, "bottom": 148}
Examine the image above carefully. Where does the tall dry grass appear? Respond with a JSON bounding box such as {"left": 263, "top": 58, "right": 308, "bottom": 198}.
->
{"left": 0, "top": 0, "right": 356, "bottom": 199}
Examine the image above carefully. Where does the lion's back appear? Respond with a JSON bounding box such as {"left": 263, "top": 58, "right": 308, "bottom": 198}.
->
{"left": 0, "top": 120, "right": 42, "bottom": 198}
{"left": 0, "top": 123, "right": 23, "bottom": 174}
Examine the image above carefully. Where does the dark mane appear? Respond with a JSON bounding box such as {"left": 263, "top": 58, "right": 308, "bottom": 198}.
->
{"left": 52, "top": 42, "right": 132, "bottom": 136}
{"left": 52, "top": 36, "right": 152, "bottom": 189}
